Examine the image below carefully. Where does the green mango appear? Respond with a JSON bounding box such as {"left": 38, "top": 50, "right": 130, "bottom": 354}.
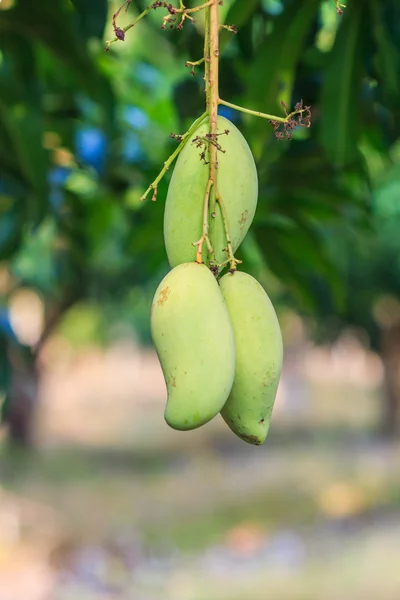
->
{"left": 219, "top": 271, "right": 283, "bottom": 445}
{"left": 151, "top": 262, "right": 235, "bottom": 430}
{"left": 164, "top": 116, "right": 258, "bottom": 268}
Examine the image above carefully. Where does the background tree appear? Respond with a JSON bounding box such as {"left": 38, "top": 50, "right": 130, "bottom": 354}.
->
{"left": 0, "top": 0, "right": 399, "bottom": 443}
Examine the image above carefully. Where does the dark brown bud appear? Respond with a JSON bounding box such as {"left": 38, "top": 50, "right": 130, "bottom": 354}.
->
{"left": 115, "top": 27, "right": 125, "bottom": 40}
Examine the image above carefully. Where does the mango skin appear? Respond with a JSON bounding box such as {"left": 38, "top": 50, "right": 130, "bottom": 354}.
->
{"left": 219, "top": 271, "right": 283, "bottom": 445}
{"left": 164, "top": 116, "right": 258, "bottom": 268}
{"left": 151, "top": 262, "right": 236, "bottom": 431}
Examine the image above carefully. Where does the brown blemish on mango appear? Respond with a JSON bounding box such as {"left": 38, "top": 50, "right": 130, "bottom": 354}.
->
{"left": 239, "top": 210, "right": 249, "bottom": 227}
{"left": 157, "top": 286, "right": 170, "bottom": 306}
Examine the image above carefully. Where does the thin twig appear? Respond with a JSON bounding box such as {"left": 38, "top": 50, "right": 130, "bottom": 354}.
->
{"left": 140, "top": 111, "right": 208, "bottom": 202}
{"left": 185, "top": 57, "right": 205, "bottom": 76}
{"left": 105, "top": 0, "right": 214, "bottom": 48}
{"left": 105, "top": 2, "right": 153, "bottom": 49}
{"left": 193, "top": 178, "right": 215, "bottom": 263}
{"left": 218, "top": 98, "right": 308, "bottom": 124}
{"left": 215, "top": 192, "right": 242, "bottom": 271}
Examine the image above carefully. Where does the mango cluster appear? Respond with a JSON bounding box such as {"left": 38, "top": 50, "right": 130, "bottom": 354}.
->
{"left": 151, "top": 117, "right": 283, "bottom": 445}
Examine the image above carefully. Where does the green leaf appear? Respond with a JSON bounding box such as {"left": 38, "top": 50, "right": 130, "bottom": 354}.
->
{"left": 70, "top": 0, "right": 108, "bottom": 40}
{"left": 0, "top": 36, "right": 49, "bottom": 224}
{"left": 245, "top": 0, "right": 320, "bottom": 112}
{"left": 220, "top": 0, "right": 261, "bottom": 52}
{"left": 319, "top": 2, "right": 366, "bottom": 167}
{"left": 224, "top": 0, "right": 261, "bottom": 29}
{"left": 0, "top": 100, "right": 48, "bottom": 223}
{"left": 0, "top": 120, "right": 28, "bottom": 186}
{"left": 0, "top": 0, "right": 113, "bottom": 112}
{"left": 0, "top": 196, "right": 24, "bottom": 260}
{"left": 370, "top": 1, "right": 400, "bottom": 108}
{"left": 240, "top": 0, "right": 319, "bottom": 158}
{"left": 254, "top": 219, "right": 345, "bottom": 313}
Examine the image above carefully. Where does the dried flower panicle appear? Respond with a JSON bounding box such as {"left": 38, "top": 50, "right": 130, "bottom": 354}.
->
{"left": 221, "top": 23, "right": 238, "bottom": 34}
{"left": 269, "top": 100, "right": 311, "bottom": 141}
{"left": 159, "top": 2, "right": 196, "bottom": 30}
{"left": 170, "top": 132, "right": 184, "bottom": 143}
{"left": 209, "top": 262, "right": 220, "bottom": 277}
{"left": 185, "top": 61, "right": 197, "bottom": 76}
{"left": 192, "top": 130, "right": 230, "bottom": 164}
{"left": 111, "top": 0, "right": 198, "bottom": 43}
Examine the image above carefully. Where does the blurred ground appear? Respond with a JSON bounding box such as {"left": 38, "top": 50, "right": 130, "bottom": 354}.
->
{"left": 0, "top": 330, "right": 399, "bottom": 600}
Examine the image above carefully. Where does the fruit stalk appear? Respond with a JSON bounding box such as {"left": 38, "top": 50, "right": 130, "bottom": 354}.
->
{"left": 218, "top": 98, "right": 309, "bottom": 124}
{"left": 204, "top": 7, "right": 210, "bottom": 105}
{"left": 216, "top": 191, "right": 242, "bottom": 271}
{"left": 193, "top": 177, "right": 214, "bottom": 263}
{"left": 204, "top": 0, "right": 240, "bottom": 270}
{"left": 208, "top": 0, "right": 219, "bottom": 195}
{"left": 193, "top": 4, "right": 215, "bottom": 264}
{"left": 194, "top": 1, "right": 220, "bottom": 266}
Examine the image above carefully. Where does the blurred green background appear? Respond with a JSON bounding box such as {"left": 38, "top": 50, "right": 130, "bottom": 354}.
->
{"left": 1, "top": 0, "right": 400, "bottom": 598}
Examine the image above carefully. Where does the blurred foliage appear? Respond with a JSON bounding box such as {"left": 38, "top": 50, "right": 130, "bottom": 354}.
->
{"left": 0, "top": 0, "right": 399, "bottom": 350}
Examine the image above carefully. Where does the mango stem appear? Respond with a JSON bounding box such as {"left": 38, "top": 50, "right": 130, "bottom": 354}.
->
{"left": 204, "top": 2, "right": 241, "bottom": 272}
{"left": 207, "top": 1, "right": 219, "bottom": 216}
{"left": 193, "top": 178, "right": 215, "bottom": 263}
{"left": 216, "top": 192, "right": 242, "bottom": 272}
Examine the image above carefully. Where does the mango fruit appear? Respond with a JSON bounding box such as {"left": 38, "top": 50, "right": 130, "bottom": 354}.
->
{"left": 151, "top": 262, "right": 236, "bottom": 430}
{"left": 164, "top": 116, "right": 258, "bottom": 268}
{"left": 219, "top": 271, "right": 283, "bottom": 445}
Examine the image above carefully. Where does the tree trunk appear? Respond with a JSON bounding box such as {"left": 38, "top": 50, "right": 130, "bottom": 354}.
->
{"left": 379, "top": 325, "right": 400, "bottom": 438}
{"left": 1, "top": 292, "right": 78, "bottom": 447}
{"left": 2, "top": 349, "right": 39, "bottom": 447}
